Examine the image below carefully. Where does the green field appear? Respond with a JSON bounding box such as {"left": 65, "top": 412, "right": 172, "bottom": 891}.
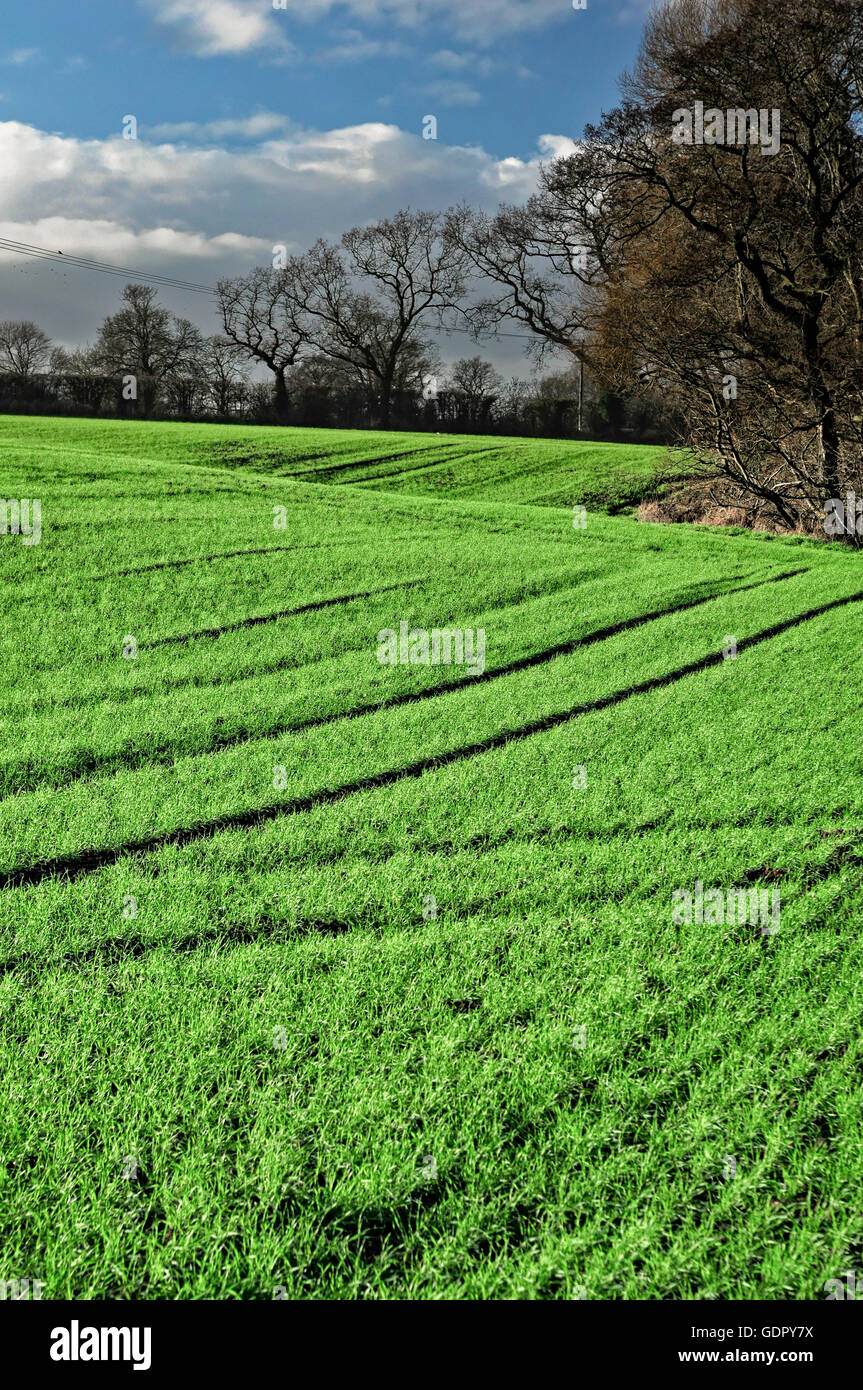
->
{"left": 1, "top": 414, "right": 862, "bottom": 1301}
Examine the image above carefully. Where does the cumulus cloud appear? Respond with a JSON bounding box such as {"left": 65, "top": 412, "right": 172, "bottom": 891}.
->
{"left": 0, "top": 118, "right": 553, "bottom": 228}
{"left": 536, "top": 133, "right": 579, "bottom": 160}
{"left": 0, "top": 218, "right": 266, "bottom": 263}
{"left": 142, "top": 0, "right": 292, "bottom": 56}
{"left": 0, "top": 116, "right": 562, "bottom": 355}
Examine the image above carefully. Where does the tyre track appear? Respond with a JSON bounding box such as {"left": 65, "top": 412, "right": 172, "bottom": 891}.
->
{"left": 0, "top": 577, "right": 852, "bottom": 892}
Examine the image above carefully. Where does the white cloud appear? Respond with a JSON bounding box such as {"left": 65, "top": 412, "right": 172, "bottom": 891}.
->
{"left": 0, "top": 217, "right": 266, "bottom": 263}
{"left": 141, "top": 0, "right": 654, "bottom": 58}
{"left": 142, "top": 0, "right": 585, "bottom": 53}
{"left": 0, "top": 115, "right": 557, "bottom": 242}
{"left": 314, "top": 29, "right": 408, "bottom": 63}
{"left": 144, "top": 4, "right": 412, "bottom": 63}
{"left": 423, "top": 80, "right": 482, "bottom": 109}
{"left": 3, "top": 47, "right": 39, "bottom": 65}
{"left": 430, "top": 49, "right": 472, "bottom": 72}
{"left": 536, "top": 133, "right": 579, "bottom": 160}
{"left": 147, "top": 112, "right": 295, "bottom": 140}
{"left": 142, "top": 0, "right": 291, "bottom": 56}
{"left": 0, "top": 115, "right": 560, "bottom": 357}
{"left": 430, "top": 49, "right": 495, "bottom": 78}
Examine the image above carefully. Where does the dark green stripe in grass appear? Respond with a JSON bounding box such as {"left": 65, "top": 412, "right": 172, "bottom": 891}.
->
{"left": 0, "top": 567, "right": 804, "bottom": 796}
{"left": 0, "top": 579, "right": 853, "bottom": 893}
{"left": 147, "top": 578, "right": 426, "bottom": 647}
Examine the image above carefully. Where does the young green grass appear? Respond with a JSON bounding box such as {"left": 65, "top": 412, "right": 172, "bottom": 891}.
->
{"left": 0, "top": 414, "right": 860, "bottom": 1300}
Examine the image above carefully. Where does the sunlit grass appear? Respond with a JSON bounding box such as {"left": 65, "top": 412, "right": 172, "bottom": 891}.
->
{"left": 0, "top": 414, "right": 860, "bottom": 1300}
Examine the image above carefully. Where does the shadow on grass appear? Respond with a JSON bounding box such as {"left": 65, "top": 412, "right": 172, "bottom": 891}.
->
{"left": 1, "top": 578, "right": 857, "bottom": 894}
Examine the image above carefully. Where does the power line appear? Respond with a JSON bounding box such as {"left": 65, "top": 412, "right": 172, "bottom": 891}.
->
{"left": 0, "top": 235, "right": 540, "bottom": 341}
{"left": 0, "top": 238, "right": 217, "bottom": 296}
{"left": 429, "top": 324, "right": 538, "bottom": 342}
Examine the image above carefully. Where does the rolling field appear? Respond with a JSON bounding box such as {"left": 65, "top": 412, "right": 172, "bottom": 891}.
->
{"left": 1, "top": 414, "right": 862, "bottom": 1301}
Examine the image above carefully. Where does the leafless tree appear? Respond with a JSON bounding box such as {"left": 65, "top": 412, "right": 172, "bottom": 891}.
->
{"left": 200, "top": 335, "right": 249, "bottom": 418}
{"left": 49, "top": 343, "right": 109, "bottom": 413}
{"left": 216, "top": 264, "right": 307, "bottom": 420}
{"left": 94, "top": 284, "right": 203, "bottom": 415}
{"left": 0, "top": 320, "right": 52, "bottom": 378}
{"left": 444, "top": 356, "right": 504, "bottom": 427}
{"left": 554, "top": 0, "right": 863, "bottom": 534}
{"left": 297, "top": 210, "right": 467, "bottom": 426}
{"left": 447, "top": 0, "right": 863, "bottom": 535}
{"left": 445, "top": 196, "right": 599, "bottom": 366}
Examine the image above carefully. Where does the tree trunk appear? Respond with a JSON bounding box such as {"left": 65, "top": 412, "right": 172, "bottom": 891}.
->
{"left": 273, "top": 369, "right": 290, "bottom": 423}
{"left": 802, "top": 309, "right": 848, "bottom": 535}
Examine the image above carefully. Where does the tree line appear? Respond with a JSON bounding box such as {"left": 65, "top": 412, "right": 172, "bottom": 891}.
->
{"left": 0, "top": 300, "right": 665, "bottom": 441}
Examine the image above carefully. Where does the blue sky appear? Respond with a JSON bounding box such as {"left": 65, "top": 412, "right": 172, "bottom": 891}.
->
{"left": 0, "top": 0, "right": 651, "bottom": 369}
{"left": 2, "top": 1, "right": 646, "bottom": 158}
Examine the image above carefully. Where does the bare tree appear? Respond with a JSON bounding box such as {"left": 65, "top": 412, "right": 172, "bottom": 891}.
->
{"left": 496, "top": 376, "right": 534, "bottom": 428}
{"left": 94, "top": 284, "right": 203, "bottom": 415}
{"left": 216, "top": 265, "right": 307, "bottom": 420}
{"left": 445, "top": 197, "right": 599, "bottom": 365}
{"left": 554, "top": 0, "right": 863, "bottom": 534}
{"left": 297, "top": 210, "right": 467, "bottom": 427}
{"left": 445, "top": 356, "right": 503, "bottom": 427}
{"left": 201, "top": 335, "right": 249, "bottom": 418}
{"left": 49, "top": 343, "right": 110, "bottom": 414}
{"left": 0, "top": 320, "right": 52, "bottom": 378}
{"left": 445, "top": 0, "right": 863, "bottom": 533}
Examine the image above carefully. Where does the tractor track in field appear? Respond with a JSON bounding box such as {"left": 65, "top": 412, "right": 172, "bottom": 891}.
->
{"left": 147, "top": 577, "right": 426, "bottom": 647}
{"left": 0, "top": 917, "right": 354, "bottom": 981}
{"left": 1, "top": 535, "right": 427, "bottom": 610}
{"left": 1, "top": 577, "right": 856, "bottom": 893}
{"left": 3, "top": 817, "right": 861, "bottom": 979}
{"left": 341, "top": 448, "right": 505, "bottom": 490}
{"left": 102, "top": 541, "right": 342, "bottom": 580}
{"left": 0, "top": 567, "right": 801, "bottom": 795}
{"left": 283, "top": 443, "right": 469, "bottom": 480}
{"left": 7, "top": 566, "right": 609, "bottom": 719}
